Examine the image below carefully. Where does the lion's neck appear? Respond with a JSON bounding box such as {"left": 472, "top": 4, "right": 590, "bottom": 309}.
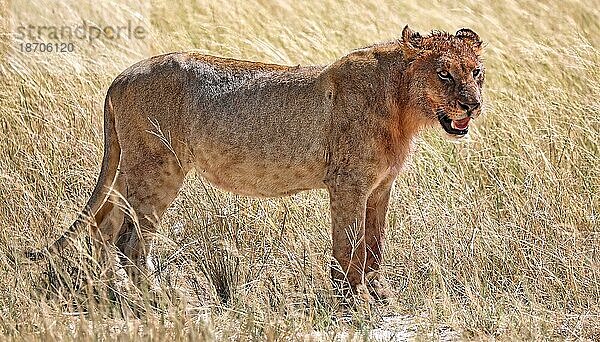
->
{"left": 384, "top": 70, "right": 427, "bottom": 167}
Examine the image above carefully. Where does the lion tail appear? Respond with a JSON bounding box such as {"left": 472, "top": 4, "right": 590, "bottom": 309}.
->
{"left": 26, "top": 92, "right": 121, "bottom": 261}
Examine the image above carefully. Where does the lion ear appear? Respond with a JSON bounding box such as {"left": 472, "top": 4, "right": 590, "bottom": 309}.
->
{"left": 401, "top": 25, "right": 422, "bottom": 59}
{"left": 456, "top": 28, "right": 483, "bottom": 53}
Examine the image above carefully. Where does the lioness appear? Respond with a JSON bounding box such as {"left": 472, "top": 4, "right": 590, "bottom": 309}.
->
{"left": 28, "top": 26, "right": 484, "bottom": 303}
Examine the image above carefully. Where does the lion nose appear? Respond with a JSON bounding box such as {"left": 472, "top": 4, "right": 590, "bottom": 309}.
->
{"left": 458, "top": 100, "right": 480, "bottom": 113}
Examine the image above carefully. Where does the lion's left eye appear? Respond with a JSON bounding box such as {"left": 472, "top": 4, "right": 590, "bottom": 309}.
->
{"left": 473, "top": 68, "right": 481, "bottom": 78}
{"left": 438, "top": 70, "right": 452, "bottom": 81}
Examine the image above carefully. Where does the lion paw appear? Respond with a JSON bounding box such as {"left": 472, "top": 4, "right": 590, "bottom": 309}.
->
{"left": 366, "top": 271, "right": 393, "bottom": 303}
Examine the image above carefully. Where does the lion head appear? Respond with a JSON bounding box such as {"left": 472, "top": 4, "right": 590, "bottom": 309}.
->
{"left": 401, "top": 25, "right": 485, "bottom": 137}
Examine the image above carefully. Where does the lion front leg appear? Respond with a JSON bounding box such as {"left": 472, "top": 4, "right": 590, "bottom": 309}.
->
{"left": 364, "top": 177, "right": 395, "bottom": 302}
{"left": 327, "top": 181, "right": 372, "bottom": 305}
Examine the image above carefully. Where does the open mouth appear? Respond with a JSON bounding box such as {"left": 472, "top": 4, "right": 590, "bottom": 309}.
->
{"left": 437, "top": 112, "right": 471, "bottom": 136}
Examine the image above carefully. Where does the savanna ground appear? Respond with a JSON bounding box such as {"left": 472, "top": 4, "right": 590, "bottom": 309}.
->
{"left": 0, "top": 0, "right": 599, "bottom": 340}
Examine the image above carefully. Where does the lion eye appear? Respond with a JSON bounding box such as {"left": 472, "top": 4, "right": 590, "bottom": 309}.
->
{"left": 473, "top": 68, "right": 481, "bottom": 78}
{"left": 437, "top": 70, "right": 452, "bottom": 81}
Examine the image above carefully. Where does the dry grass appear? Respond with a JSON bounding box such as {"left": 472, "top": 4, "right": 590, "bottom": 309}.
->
{"left": 1, "top": 0, "right": 599, "bottom": 340}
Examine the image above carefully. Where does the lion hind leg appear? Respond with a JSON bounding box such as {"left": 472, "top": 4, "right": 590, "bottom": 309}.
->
{"left": 91, "top": 173, "right": 127, "bottom": 244}
{"left": 113, "top": 153, "right": 188, "bottom": 285}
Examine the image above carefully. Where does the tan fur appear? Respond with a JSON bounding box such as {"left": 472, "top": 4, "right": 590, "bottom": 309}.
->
{"left": 28, "top": 26, "right": 485, "bottom": 303}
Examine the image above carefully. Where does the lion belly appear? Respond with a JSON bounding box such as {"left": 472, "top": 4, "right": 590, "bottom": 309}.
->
{"left": 194, "top": 156, "right": 327, "bottom": 197}
{"left": 189, "top": 126, "right": 329, "bottom": 196}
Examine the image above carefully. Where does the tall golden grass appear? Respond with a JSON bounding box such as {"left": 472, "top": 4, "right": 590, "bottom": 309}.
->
{"left": 0, "top": 0, "right": 598, "bottom": 339}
